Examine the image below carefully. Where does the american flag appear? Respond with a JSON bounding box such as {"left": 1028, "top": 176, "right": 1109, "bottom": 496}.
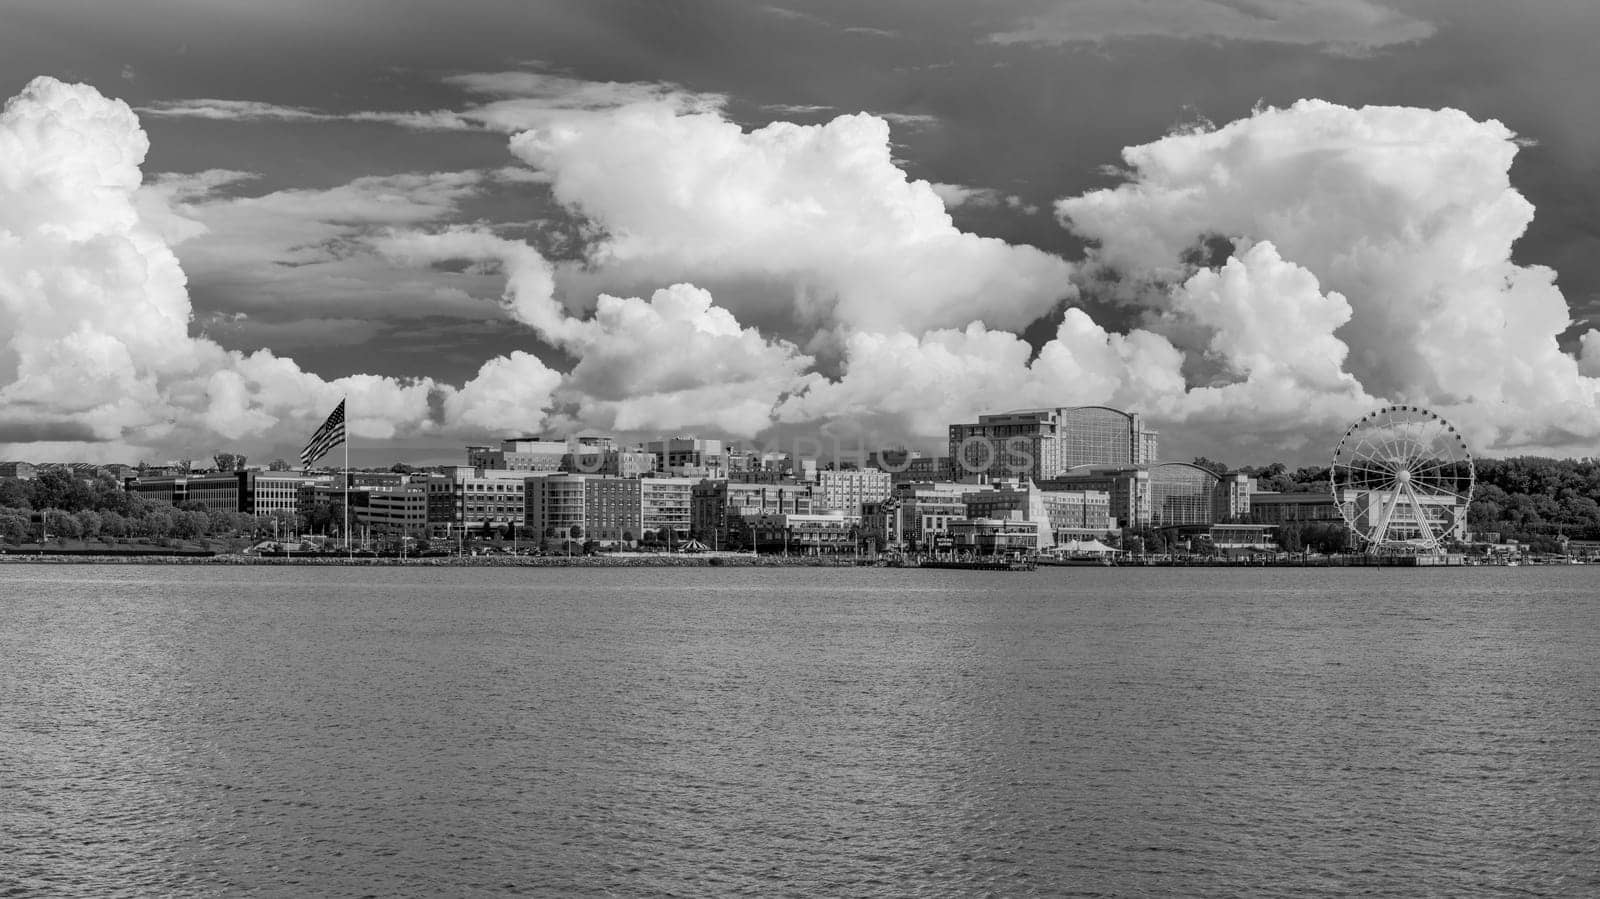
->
{"left": 300, "top": 399, "right": 346, "bottom": 468}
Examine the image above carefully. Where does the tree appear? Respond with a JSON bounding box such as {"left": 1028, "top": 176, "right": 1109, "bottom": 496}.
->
{"left": 172, "top": 510, "right": 210, "bottom": 539}
{"left": 31, "top": 468, "right": 93, "bottom": 512}
{"left": 269, "top": 458, "right": 292, "bottom": 471}
{"left": 0, "top": 479, "right": 31, "bottom": 510}
{"left": 1191, "top": 457, "right": 1229, "bottom": 476}
{"left": 74, "top": 509, "right": 103, "bottom": 539}
{"left": 212, "top": 452, "right": 247, "bottom": 472}
{"left": 0, "top": 511, "right": 29, "bottom": 544}
{"left": 44, "top": 508, "right": 83, "bottom": 540}
{"left": 100, "top": 510, "right": 130, "bottom": 539}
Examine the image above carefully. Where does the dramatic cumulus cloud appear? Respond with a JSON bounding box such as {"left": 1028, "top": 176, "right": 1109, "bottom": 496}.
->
{"left": 1057, "top": 99, "right": 1600, "bottom": 455}
{"left": 989, "top": 0, "right": 1435, "bottom": 55}
{"left": 508, "top": 105, "right": 1075, "bottom": 338}
{"left": 0, "top": 76, "right": 561, "bottom": 461}
{"left": 17, "top": 73, "right": 1598, "bottom": 464}
{"left": 376, "top": 229, "right": 813, "bottom": 437}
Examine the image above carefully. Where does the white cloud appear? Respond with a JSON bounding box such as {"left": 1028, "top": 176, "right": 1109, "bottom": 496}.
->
{"left": 376, "top": 229, "right": 813, "bottom": 438}
{"left": 0, "top": 76, "right": 500, "bottom": 460}
{"left": 509, "top": 105, "right": 1075, "bottom": 337}
{"left": 989, "top": 0, "right": 1435, "bottom": 55}
{"left": 1058, "top": 99, "right": 1600, "bottom": 455}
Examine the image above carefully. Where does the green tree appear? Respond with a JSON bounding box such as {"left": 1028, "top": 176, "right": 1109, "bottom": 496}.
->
{"left": 0, "top": 510, "right": 29, "bottom": 543}
{"left": 44, "top": 508, "right": 83, "bottom": 540}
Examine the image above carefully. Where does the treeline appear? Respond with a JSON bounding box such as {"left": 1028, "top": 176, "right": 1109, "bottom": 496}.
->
{"left": 1217, "top": 456, "right": 1600, "bottom": 544}
{"left": 0, "top": 468, "right": 290, "bottom": 545}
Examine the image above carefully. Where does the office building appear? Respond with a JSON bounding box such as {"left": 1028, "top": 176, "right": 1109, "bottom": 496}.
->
{"left": 948, "top": 405, "right": 1157, "bottom": 482}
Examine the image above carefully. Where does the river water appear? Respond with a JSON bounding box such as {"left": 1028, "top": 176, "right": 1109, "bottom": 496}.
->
{"left": 1, "top": 564, "right": 1596, "bottom": 897}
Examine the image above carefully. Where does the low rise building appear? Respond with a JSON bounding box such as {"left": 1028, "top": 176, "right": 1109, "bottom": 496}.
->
{"left": 692, "top": 480, "right": 817, "bottom": 545}
{"left": 358, "top": 485, "right": 430, "bottom": 539}
{"left": 745, "top": 511, "right": 859, "bottom": 554}
{"left": 425, "top": 467, "right": 531, "bottom": 538}
{"left": 467, "top": 438, "right": 570, "bottom": 472}
{"left": 815, "top": 468, "right": 893, "bottom": 515}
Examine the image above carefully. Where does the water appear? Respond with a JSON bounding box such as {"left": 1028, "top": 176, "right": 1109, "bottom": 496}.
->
{"left": 1, "top": 564, "right": 1597, "bottom": 897}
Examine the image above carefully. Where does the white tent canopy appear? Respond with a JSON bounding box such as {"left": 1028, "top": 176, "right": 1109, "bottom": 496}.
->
{"left": 1058, "top": 538, "right": 1115, "bottom": 555}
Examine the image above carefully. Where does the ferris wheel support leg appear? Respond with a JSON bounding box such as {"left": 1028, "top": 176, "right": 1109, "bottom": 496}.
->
{"left": 1369, "top": 491, "right": 1399, "bottom": 551}
{"left": 1402, "top": 482, "right": 1440, "bottom": 553}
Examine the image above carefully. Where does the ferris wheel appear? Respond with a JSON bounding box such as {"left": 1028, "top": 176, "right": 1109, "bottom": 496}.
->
{"left": 1330, "top": 405, "right": 1475, "bottom": 553}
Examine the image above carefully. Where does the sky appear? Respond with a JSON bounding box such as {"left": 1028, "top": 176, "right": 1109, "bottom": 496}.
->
{"left": 2, "top": 0, "right": 1599, "bottom": 468}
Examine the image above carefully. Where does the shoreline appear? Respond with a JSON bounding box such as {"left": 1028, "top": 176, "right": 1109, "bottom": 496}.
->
{"left": 0, "top": 551, "right": 1545, "bottom": 568}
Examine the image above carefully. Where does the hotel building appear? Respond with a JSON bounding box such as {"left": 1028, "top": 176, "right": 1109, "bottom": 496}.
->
{"left": 948, "top": 406, "right": 1157, "bottom": 482}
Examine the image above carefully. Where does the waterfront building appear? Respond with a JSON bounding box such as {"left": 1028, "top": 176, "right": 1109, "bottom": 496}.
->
{"left": 861, "top": 482, "right": 975, "bottom": 550}
{"left": 1041, "top": 465, "right": 1149, "bottom": 529}
{"left": 745, "top": 511, "right": 859, "bottom": 554}
{"left": 640, "top": 477, "right": 694, "bottom": 541}
{"left": 1247, "top": 491, "right": 1343, "bottom": 526}
{"left": 425, "top": 468, "right": 531, "bottom": 538}
{"left": 947, "top": 516, "right": 1043, "bottom": 555}
{"left": 522, "top": 474, "right": 694, "bottom": 545}
{"left": 947, "top": 406, "right": 1158, "bottom": 481}
{"left": 125, "top": 471, "right": 326, "bottom": 516}
{"left": 1148, "top": 463, "right": 1253, "bottom": 527}
{"left": 815, "top": 468, "right": 893, "bottom": 515}
{"left": 357, "top": 485, "right": 429, "bottom": 539}
{"left": 691, "top": 480, "right": 816, "bottom": 545}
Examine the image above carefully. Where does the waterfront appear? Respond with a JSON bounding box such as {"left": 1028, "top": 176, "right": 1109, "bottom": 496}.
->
{"left": 3, "top": 565, "right": 1597, "bottom": 897}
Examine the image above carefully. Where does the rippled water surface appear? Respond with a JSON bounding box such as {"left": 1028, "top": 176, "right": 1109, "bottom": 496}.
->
{"left": 2, "top": 564, "right": 1598, "bottom": 897}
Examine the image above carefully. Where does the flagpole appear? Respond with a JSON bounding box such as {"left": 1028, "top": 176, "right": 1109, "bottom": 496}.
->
{"left": 344, "top": 398, "right": 351, "bottom": 559}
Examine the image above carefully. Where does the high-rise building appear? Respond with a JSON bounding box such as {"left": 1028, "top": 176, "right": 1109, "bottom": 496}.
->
{"left": 947, "top": 406, "right": 1157, "bottom": 482}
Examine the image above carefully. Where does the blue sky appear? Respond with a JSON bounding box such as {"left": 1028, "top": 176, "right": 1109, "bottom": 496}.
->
{"left": 2, "top": 0, "right": 1598, "bottom": 466}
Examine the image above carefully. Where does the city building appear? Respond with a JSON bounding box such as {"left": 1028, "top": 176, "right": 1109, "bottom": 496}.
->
{"left": 645, "top": 437, "right": 726, "bottom": 478}
{"left": 1147, "top": 463, "right": 1253, "bottom": 527}
{"left": 745, "top": 511, "right": 859, "bottom": 554}
{"left": 1248, "top": 491, "right": 1343, "bottom": 527}
{"left": 0, "top": 462, "right": 38, "bottom": 479}
{"left": 866, "top": 450, "right": 951, "bottom": 483}
{"left": 425, "top": 467, "right": 531, "bottom": 538}
{"left": 947, "top": 516, "right": 1044, "bottom": 555}
{"left": 525, "top": 474, "right": 642, "bottom": 544}
{"left": 125, "top": 471, "right": 326, "bottom": 516}
{"left": 692, "top": 480, "right": 817, "bottom": 545}
{"left": 358, "top": 485, "right": 430, "bottom": 539}
{"left": 815, "top": 468, "right": 893, "bottom": 515}
{"left": 467, "top": 438, "right": 570, "bottom": 472}
{"left": 1041, "top": 465, "right": 1149, "bottom": 530}
{"left": 562, "top": 446, "right": 657, "bottom": 478}
{"left": 948, "top": 406, "right": 1158, "bottom": 481}
{"left": 861, "top": 482, "right": 974, "bottom": 550}
{"left": 522, "top": 474, "right": 695, "bottom": 545}
{"left": 640, "top": 478, "right": 694, "bottom": 541}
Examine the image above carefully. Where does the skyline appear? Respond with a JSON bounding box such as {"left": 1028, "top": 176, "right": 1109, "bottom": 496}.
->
{"left": 3, "top": 1, "right": 1600, "bottom": 468}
